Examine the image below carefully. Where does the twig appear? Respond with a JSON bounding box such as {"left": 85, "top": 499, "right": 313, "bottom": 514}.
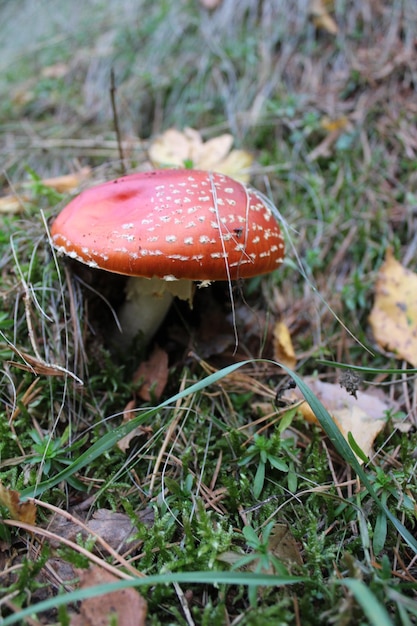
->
{"left": 110, "top": 68, "right": 126, "bottom": 175}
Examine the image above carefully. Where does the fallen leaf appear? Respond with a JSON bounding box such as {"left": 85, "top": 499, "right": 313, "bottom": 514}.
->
{"left": 199, "top": 0, "right": 223, "bottom": 9}
{"left": 7, "top": 345, "right": 83, "bottom": 384}
{"left": 0, "top": 194, "right": 29, "bottom": 214}
{"left": 48, "top": 508, "right": 152, "bottom": 554}
{"left": 134, "top": 345, "right": 169, "bottom": 402}
{"left": 321, "top": 116, "right": 349, "bottom": 133}
{"left": 309, "top": 0, "right": 338, "bottom": 34}
{"left": 369, "top": 249, "right": 417, "bottom": 366}
{"left": 117, "top": 400, "right": 155, "bottom": 452}
{"left": 71, "top": 566, "right": 147, "bottom": 626}
{"left": 0, "top": 481, "right": 36, "bottom": 525}
{"left": 210, "top": 148, "right": 253, "bottom": 183}
{"left": 27, "top": 167, "right": 92, "bottom": 193}
{"left": 218, "top": 523, "right": 302, "bottom": 573}
{"left": 268, "top": 523, "right": 303, "bottom": 567}
{"left": 148, "top": 127, "right": 253, "bottom": 183}
{"left": 283, "top": 377, "right": 389, "bottom": 461}
{"left": 41, "top": 62, "right": 70, "bottom": 79}
{"left": 0, "top": 169, "right": 91, "bottom": 213}
{"left": 273, "top": 321, "right": 296, "bottom": 369}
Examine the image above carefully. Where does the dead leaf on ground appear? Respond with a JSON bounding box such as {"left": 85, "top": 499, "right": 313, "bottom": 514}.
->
{"left": 134, "top": 345, "right": 169, "bottom": 402}
{"left": 0, "top": 481, "right": 37, "bottom": 525}
{"left": 369, "top": 248, "right": 417, "bottom": 367}
{"left": 273, "top": 321, "right": 296, "bottom": 369}
{"left": 219, "top": 523, "right": 302, "bottom": 572}
{"left": 0, "top": 168, "right": 91, "bottom": 214}
{"left": 118, "top": 399, "right": 144, "bottom": 452}
{"left": 199, "top": 0, "right": 223, "bottom": 9}
{"left": 148, "top": 127, "right": 253, "bottom": 182}
{"left": 36, "top": 167, "right": 91, "bottom": 193}
{"left": 71, "top": 566, "right": 147, "bottom": 626}
{"left": 283, "top": 377, "right": 389, "bottom": 461}
{"left": 268, "top": 523, "right": 303, "bottom": 567}
{"left": 41, "top": 62, "right": 70, "bottom": 79}
{"left": 321, "top": 116, "right": 349, "bottom": 133}
{"left": 0, "top": 193, "right": 30, "bottom": 214}
{"left": 48, "top": 508, "right": 152, "bottom": 554}
{"left": 309, "top": 0, "right": 338, "bottom": 34}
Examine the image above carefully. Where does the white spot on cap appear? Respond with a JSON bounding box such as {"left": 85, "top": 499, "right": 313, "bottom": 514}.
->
{"left": 167, "top": 254, "right": 190, "bottom": 261}
{"left": 166, "top": 235, "right": 177, "bottom": 243}
{"left": 211, "top": 252, "right": 228, "bottom": 259}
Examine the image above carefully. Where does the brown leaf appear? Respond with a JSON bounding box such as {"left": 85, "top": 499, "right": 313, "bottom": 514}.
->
{"left": 199, "top": 0, "right": 223, "bottom": 9}
{"left": 320, "top": 116, "right": 349, "bottom": 133}
{"left": 134, "top": 345, "right": 169, "bottom": 401}
{"left": 268, "top": 523, "right": 303, "bottom": 567}
{"left": 309, "top": 0, "right": 338, "bottom": 34}
{"left": 0, "top": 194, "right": 29, "bottom": 214}
{"left": 7, "top": 345, "right": 83, "bottom": 384}
{"left": 0, "top": 481, "right": 36, "bottom": 525}
{"left": 71, "top": 566, "right": 147, "bottom": 626}
{"left": 273, "top": 321, "right": 296, "bottom": 369}
{"left": 369, "top": 249, "right": 417, "bottom": 366}
{"left": 39, "top": 167, "right": 91, "bottom": 193}
{"left": 41, "top": 62, "right": 70, "bottom": 79}
{"left": 283, "top": 377, "right": 389, "bottom": 461}
{"left": 117, "top": 399, "right": 153, "bottom": 452}
{"left": 48, "top": 508, "right": 151, "bottom": 554}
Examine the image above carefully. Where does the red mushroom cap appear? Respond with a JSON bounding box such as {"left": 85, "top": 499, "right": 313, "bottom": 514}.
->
{"left": 50, "top": 169, "right": 284, "bottom": 281}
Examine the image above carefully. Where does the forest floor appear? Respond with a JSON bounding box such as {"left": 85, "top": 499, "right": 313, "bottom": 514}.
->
{"left": 0, "top": 1, "right": 417, "bottom": 624}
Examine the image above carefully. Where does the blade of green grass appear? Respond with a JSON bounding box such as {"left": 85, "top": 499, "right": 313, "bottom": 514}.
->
{"left": 318, "top": 359, "right": 417, "bottom": 375}
{"left": 0, "top": 571, "right": 307, "bottom": 626}
{"left": 338, "top": 579, "right": 394, "bottom": 626}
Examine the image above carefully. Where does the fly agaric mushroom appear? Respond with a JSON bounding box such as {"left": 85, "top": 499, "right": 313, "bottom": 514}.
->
{"left": 50, "top": 169, "right": 284, "bottom": 348}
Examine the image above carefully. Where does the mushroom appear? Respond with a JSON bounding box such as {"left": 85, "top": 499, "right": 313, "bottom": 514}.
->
{"left": 50, "top": 169, "right": 285, "bottom": 348}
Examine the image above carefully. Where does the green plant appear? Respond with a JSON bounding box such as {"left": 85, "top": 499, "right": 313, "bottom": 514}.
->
{"left": 26, "top": 427, "right": 87, "bottom": 488}
{"left": 238, "top": 432, "right": 291, "bottom": 499}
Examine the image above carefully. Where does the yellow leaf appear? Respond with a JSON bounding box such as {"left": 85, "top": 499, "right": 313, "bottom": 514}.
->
{"left": 148, "top": 127, "right": 253, "bottom": 182}
{"left": 283, "top": 377, "right": 388, "bottom": 461}
{"left": 273, "top": 321, "right": 297, "bottom": 370}
{"left": 148, "top": 128, "right": 199, "bottom": 168}
{"left": 0, "top": 480, "right": 37, "bottom": 525}
{"left": 0, "top": 194, "right": 29, "bottom": 214}
{"left": 196, "top": 134, "right": 234, "bottom": 170}
{"left": 309, "top": 0, "right": 338, "bottom": 34}
{"left": 39, "top": 167, "right": 91, "bottom": 193}
{"left": 320, "top": 116, "right": 349, "bottom": 133}
{"left": 214, "top": 149, "right": 254, "bottom": 184}
{"left": 369, "top": 249, "right": 417, "bottom": 366}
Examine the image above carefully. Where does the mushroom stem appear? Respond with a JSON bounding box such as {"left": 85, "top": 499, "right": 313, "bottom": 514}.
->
{"left": 115, "top": 276, "right": 193, "bottom": 348}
